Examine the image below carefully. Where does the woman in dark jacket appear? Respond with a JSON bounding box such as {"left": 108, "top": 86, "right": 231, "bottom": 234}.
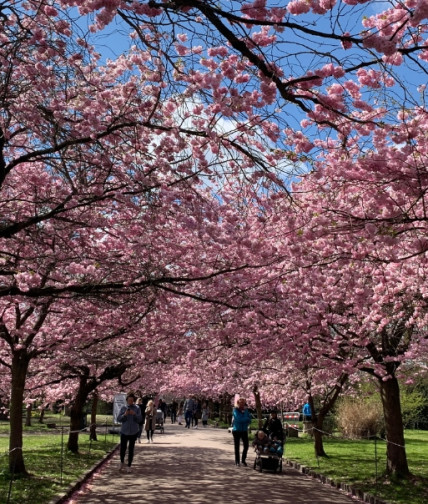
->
{"left": 263, "top": 410, "right": 284, "bottom": 441}
{"left": 144, "top": 399, "right": 156, "bottom": 443}
{"left": 117, "top": 392, "right": 142, "bottom": 472}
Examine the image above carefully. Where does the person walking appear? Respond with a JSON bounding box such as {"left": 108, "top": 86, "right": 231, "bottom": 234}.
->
{"left": 170, "top": 399, "right": 178, "bottom": 424}
{"left": 117, "top": 392, "right": 142, "bottom": 473}
{"left": 193, "top": 399, "right": 202, "bottom": 429}
{"left": 144, "top": 399, "right": 156, "bottom": 443}
{"left": 183, "top": 396, "right": 195, "bottom": 429}
{"left": 177, "top": 401, "right": 184, "bottom": 425}
{"left": 158, "top": 398, "right": 167, "bottom": 423}
{"left": 136, "top": 397, "right": 144, "bottom": 443}
{"left": 201, "top": 402, "right": 210, "bottom": 427}
{"left": 232, "top": 397, "right": 252, "bottom": 467}
{"left": 302, "top": 400, "right": 312, "bottom": 421}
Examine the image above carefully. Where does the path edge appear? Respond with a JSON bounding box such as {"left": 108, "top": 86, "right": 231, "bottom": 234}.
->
{"left": 285, "top": 459, "right": 390, "bottom": 504}
{"left": 48, "top": 444, "right": 120, "bottom": 504}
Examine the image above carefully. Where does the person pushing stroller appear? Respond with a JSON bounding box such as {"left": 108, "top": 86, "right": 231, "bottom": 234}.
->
{"left": 253, "top": 409, "right": 285, "bottom": 473}
{"left": 262, "top": 409, "right": 284, "bottom": 442}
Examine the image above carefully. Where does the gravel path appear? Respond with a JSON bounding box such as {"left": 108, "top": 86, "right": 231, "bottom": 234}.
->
{"left": 67, "top": 423, "right": 361, "bottom": 504}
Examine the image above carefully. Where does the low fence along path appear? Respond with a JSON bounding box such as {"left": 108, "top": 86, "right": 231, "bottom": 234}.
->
{"left": 67, "top": 422, "right": 361, "bottom": 504}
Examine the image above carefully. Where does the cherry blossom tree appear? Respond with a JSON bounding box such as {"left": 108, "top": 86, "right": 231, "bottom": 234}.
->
{"left": 2, "top": 0, "right": 428, "bottom": 482}
{"left": 0, "top": 1, "right": 273, "bottom": 473}
{"left": 164, "top": 167, "right": 428, "bottom": 477}
{"left": 86, "top": 0, "right": 428, "bottom": 146}
{"left": 242, "top": 181, "right": 422, "bottom": 478}
{"left": 30, "top": 300, "right": 155, "bottom": 453}
{"left": 1, "top": 183, "right": 268, "bottom": 474}
{"left": 285, "top": 98, "right": 428, "bottom": 474}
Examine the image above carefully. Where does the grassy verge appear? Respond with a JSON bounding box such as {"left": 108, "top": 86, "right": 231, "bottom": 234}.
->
{"left": 284, "top": 430, "right": 428, "bottom": 504}
{"left": 0, "top": 416, "right": 118, "bottom": 504}
{"left": 0, "top": 413, "right": 114, "bottom": 435}
{"left": 2, "top": 416, "right": 426, "bottom": 504}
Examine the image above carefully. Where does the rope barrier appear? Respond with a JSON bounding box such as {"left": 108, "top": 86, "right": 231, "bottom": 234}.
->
{"left": 283, "top": 423, "right": 406, "bottom": 449}
{"left": 2, "top": 420, "right": 118, "bottom": 504}
{"left": 6, "top": 447, "right": 23, "bottom": 453}
{"left": 281, "top": 422, "right": 402, "bottom": 498}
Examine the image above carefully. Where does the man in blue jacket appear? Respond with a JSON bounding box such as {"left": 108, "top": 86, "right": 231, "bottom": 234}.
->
{"left": 302, "top": 401, "right": 312, "bottom": 421}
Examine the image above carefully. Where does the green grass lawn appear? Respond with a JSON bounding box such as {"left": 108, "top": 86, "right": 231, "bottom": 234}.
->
{"left": 1, "top": 415, "right": 426, "bottom": 504}
{"left": 0, "top": 415, "right": 118, "bottom": 504}
{"left": 284, "top": 430, "right": 428, "bottom": 504}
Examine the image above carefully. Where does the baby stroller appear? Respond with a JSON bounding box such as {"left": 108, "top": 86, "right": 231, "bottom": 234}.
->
{"left": 155, "top": 409, "right": 164, "bottom": 433}
{"left": 253, "top": 430, "right": 284, "bottom": 473}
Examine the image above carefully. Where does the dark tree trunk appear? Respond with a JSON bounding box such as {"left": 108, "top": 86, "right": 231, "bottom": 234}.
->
{"left": 9, "top": 350, "right": 30, "bottom": 475}
{"left": 208, "top": 399, "right": 214, "bottom": 420}
{"left": 39, "top": 407, "right": 45, "bottom": 424}
{"left": 310, "top": 373, "right": 348, "bottom": 458}
{"left": 66, "top": 363, "right": 127, "bottom": 452}
{"left": 220, "top": 393, "right": 233, "bottom": 424}
{"left": 90, "top": 392, "right": 98, "bottom": 441}
{"left": 25, "top": 403, "right": 32, "bottom": 427}
{"left": 67, "top": 376, "right": 89, "bottom": 453}
{"left": 312, "top": 412, "right": 328, "bottom": 457}
{"left": 253, "top": 384, "right": 263, "bottom": 429}
{"left": 365, "top": 330, "right": 410, "bottom": 478}
{"left": 379, "top": 376, "right": 409, "bottom": 477}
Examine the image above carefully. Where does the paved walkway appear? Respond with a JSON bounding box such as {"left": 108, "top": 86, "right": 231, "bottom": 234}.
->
{"left": 67, "top": 423, "right": 361, "bottom": 504}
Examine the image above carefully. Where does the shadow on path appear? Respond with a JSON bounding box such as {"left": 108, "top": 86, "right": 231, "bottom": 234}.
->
{"left": 68, "top": 424, "right": 360, "bottom": 504}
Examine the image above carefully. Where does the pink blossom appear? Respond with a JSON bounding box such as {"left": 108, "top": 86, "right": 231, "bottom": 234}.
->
{"left": 287, "top": 0, "right": 311, "bottom": 15}
{"left": 207, "top": 46, "right": 229, "bottom": 58}
{"left": 341, "top": 32, "right": 353, "bottom": 50}
{"left": 175, "top": 44, "right": 189, "bottom": 56}
{"left": 252, "top": 26, "right": 277, "bottom": 47}
{"left": 44, "top": 5, "right": 59, "bottom": 16}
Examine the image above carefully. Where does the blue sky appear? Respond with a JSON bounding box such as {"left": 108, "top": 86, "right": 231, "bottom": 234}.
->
{"left": 69, "top": 1, "right": 427, "bottom": 180}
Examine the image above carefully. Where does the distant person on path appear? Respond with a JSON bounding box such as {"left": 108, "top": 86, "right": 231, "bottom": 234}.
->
{"left": 302, "top": 401, "right": 312, "bottom": 421}
{"left": 136, "top": 397, "right": 144, "bottom": 443}
{"left": 170, "top": 400, "right": 178, "bottom": 424}
{"left": 184, "top": 396, "right": 195, "bottom": 429}
{"left": 263, "top": 410, "right": 284, "bottom": 441}
{"left": 201, "top": 402, "right": 210, "bottom": 427}
{"left": 232, "top": 397, "right": 252, "bottom": 467}
{"left": 158, "top": 398, "right": 167, "bottom": 422}
{"left": 177, "top": 401, "right": 184, "bottom": 425}
{"left": 144, "top": 399, "right": 156, "bottom": 443}
{"left": 193, "top": 399, "right": 202, "bottom": 429}
{"left": 117, "top": 392, "right": 142, "bottom": 473}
